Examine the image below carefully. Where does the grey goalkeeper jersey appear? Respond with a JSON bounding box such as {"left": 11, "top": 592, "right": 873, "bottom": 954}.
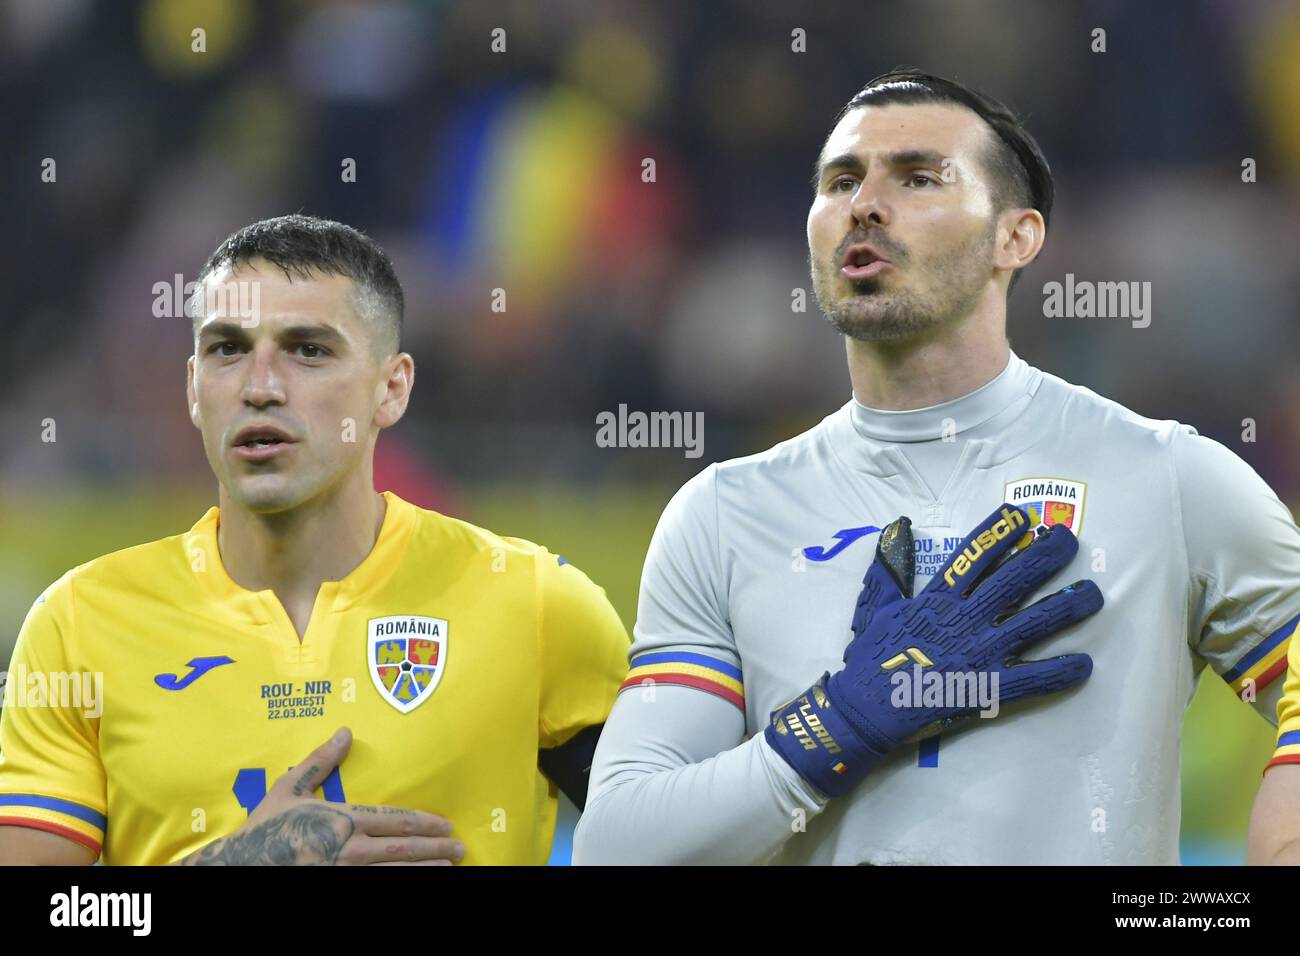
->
{"left": 573, "top": 352, "right": 1300, "bottom": 865}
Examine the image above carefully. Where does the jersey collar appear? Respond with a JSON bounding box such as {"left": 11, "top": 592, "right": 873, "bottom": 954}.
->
{"left": 824, "top": 350, "right": 1050, "bottom": 478}
{"left": 184, "top": 490, "right": 417, "bottom": 624}
{"left": 846, "top": 350, "right": 1039, "bottom": 444}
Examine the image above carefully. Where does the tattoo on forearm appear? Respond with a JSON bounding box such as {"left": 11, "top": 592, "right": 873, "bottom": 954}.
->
{"left": 182, "top": 804, "right": 355, "bottom": 866}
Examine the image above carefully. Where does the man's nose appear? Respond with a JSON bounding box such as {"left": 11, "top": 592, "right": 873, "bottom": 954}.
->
{"left": 241, "top": 347, "right": 286, "bottom": 406}
{"left": 849, "top": 177, "right": 890, "bottom": 229}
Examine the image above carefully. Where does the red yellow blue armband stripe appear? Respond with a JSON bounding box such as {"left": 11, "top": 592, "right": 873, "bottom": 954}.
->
{"left": 1266, "top": 730, "right": 1300, "bottom": 773}
{"left": 619, "top": 651, "right": 744, "bottom": 711}
{"left": 1223, "top": 612, "right": 1298, "bottom": 698}
{"left": 0, "top": 793, "right": 105, "bottom": 855}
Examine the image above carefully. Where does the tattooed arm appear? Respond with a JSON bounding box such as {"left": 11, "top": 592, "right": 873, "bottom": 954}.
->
{"left": 178, "top": 728, "right": 463, "bottom": 866}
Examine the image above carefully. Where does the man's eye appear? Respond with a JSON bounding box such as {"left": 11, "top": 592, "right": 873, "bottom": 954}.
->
{"left": 907, "top": 173, "right": 936, "bottom": 187}
{"left": 832, "top": 176, "right": 858, "bottom": 192}
{"left": 294, "top": 343, "right": 326, "bottom": 358}
{"left": 213, "top": 342, "right": 241, "bottom": 356}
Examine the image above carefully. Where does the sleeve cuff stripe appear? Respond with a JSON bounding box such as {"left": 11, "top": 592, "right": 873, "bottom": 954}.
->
{"left": 626, "top": 661, "right": 743, "bottom": 697}
{"left": 1223, "top": 612, "right": 1300, "bottom": 683}
{"left": 629, "top": 651, "right": 742, "bottom": 682}
{"left": 1228, "top": 647, "right": 1289, "bottom": 694}
{"left": 1252, "top": 656, "right": 1289, "bottom": 693}
{"left": 619, "top": 672, "right": 745, "bottom": 710}
{"left": 1226, "top": 639, "right": 1291, "bottom": 692}
{"left": 0, "top": 816, "right": 101, "bottom": 854}
{"left": 1278, "top": 730, "right": 1300, "bottom": 749}
{"left": 0, "top": 794, "right": 107, "bottom": 829}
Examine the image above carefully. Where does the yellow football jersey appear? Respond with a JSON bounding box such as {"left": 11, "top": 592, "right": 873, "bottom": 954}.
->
{"left": 0, "top": 491, "right": 630, "bottom": 864}
{"left": 1267, "top": 613, "right": 1300, "bottom": 772}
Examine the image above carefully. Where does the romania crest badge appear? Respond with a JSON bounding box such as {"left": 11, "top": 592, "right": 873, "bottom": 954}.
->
{"left": 1003, "top": 477, "right": 1087, "bottom": 535}
{"left": 367, "top": 616, "right": 448, "bottom": 714}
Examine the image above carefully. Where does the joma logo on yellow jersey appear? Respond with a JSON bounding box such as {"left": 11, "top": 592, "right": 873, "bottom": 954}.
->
{"left": 943, "top": 507, "right": 1026, "bottom": 588}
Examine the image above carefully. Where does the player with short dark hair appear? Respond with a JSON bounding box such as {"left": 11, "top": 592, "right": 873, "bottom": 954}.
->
{"left": 0, "top": 214, "right": 629, "bottom": 865}
{"left": 826, "top": 69, "right": 1053, "bottom": 296}
{"left": 193, "top": 214, "right": 406, "bottom": 357}
{"left": 574, "top": 70, "right": 1300, "bottom": 865}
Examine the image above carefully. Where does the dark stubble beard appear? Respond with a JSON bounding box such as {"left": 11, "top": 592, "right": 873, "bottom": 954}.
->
{"left": 810, "top": 220, "right": 997, "bottom": 342}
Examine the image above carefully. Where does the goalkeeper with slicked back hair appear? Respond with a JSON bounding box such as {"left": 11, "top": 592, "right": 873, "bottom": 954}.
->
{"left": 573, "top": 70, "right": 1300, "bottom": 865}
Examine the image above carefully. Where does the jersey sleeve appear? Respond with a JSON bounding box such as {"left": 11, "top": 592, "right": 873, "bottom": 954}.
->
{"left": 572, "top": 467, "right": 828, "bottom": 865}
{"left": 1266, "top": 637, "right": 1300, "bottom": 771}
{"left": 622, "top": 464, "right": 746, "bottom": 712}
{"left": 0, "top": 580, "right": 107, "bottom": 855}
{"left": 1175, "top": 426, "right": 1300, "bottom": 722}
{"left": 535, "top": 549, "right": 631, "bottom": 750}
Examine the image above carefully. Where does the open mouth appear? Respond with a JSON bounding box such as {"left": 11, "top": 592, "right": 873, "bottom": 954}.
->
{"left": 233, "top": 439, "right": 293, "bottom": 461}
{"left": 840, "top": 241, "right": 894, "bottom": 282}
{"left": 841, "top": 246, "right": 891, "bottom": 281}
{"left": 232, "top": 426, "right": 296, "bottom": 461}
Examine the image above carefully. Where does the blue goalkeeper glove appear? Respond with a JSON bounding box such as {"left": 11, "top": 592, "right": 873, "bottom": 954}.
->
{"left": 765, "top": 504, "right": 1102, "bottom": 797}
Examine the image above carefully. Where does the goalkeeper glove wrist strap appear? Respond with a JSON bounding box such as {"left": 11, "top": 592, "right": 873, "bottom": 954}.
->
{"left": 764, "top": 675, "right": 886, "bottom": 798}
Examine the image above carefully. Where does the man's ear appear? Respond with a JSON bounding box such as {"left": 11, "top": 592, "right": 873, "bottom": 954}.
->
{"left": 374, "top": 353, "right": 415, "bottom": 430}
{"left": 186, "top": 355, "right": 201, "bottom": 429}
{"left": 995, "top": 207, "right": 1046, "bottom": 275}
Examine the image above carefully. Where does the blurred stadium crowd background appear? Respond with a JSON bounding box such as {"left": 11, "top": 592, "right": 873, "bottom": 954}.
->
{"left": 3, "top": 0, "right": 1300, "bottom": 864}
